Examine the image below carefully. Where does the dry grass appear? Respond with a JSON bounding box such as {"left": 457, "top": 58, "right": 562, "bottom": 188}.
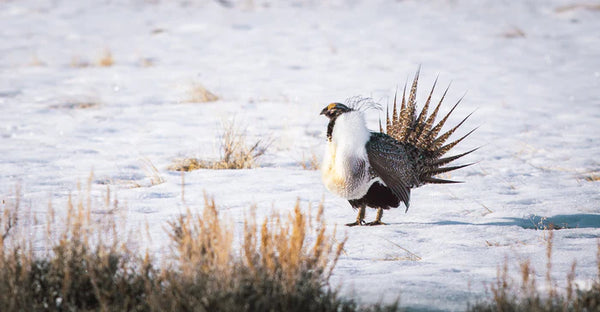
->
{"left": 97, "top": 49, "right": 114, "bottom": 67}
{"left": 29, "top": 54, "right": 46, "bottom": 67}
{"left": 300, "top": 151, "right": 320, "bottom": 170}
{"left": 97, "top": 159, "right": 165, "bottom": 189}
{"left": 166, "top": 198, "right": 348, "bottom": 307}
{"left": 555, "top": 3, "right": 600, "bottom": 13}
{"left": 0, "top": 189, "right": 19, "bottom": 241}
{"left": 185, "top": 83, "right": 219, "bottom": 103}
{"left": 584, "top": 173, "right": 600, "bottom": 182}
{"left": 140, "top": 157, "right": 165, "bottom": 186}
{"left": 139, "top": 57, "right": 155, "bottom": 67}
{"left": 169, "top": 120, "right": 268, "bottom": 171}
{"left": 469, "top": 231, "right": 600, "bottom": 311}
{"left": 70, "top": 49, "right": 115, "bottom": 68}
{"left": 0, "top": 180, "right": 395, "bottom": 311}
{"left": 70, "top": 56, "right": 91, "bottom": 68}
{"left": 0, "top": 178, "right": 133, "bottom": 311}
{"left": 515, "top": 142, "right": 600, "bottom": 184}
{"left": 374, "top": 234, "right": 421, "bottom": 262}
{"left": 501, "top": 26, "right": 526, "bottom": 38}
{"left": 168, "top": 158, "right": 204, "bottom": 172}
{"left": 50, "top": 100, "right": 102, "bottom": 110}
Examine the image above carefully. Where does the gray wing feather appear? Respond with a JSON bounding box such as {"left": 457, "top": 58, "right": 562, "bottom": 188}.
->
{"left": 366, "top": 133, "right": 415, "bottom": 211}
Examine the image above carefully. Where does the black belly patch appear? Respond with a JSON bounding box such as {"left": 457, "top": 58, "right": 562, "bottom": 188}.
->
{"left": 348, "top": 182, "right": 400, "bottom": 210}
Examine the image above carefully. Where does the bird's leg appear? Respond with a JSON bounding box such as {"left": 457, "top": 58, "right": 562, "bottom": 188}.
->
{"left": 366, "top": 207, "right": 386, "bottom": 226}
{"left": 346, "top": 205, "right": 366, "bottom": 226}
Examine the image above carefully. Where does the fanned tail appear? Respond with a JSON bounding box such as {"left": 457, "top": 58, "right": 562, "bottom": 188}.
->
{"left": 384, "top": 69, "right": 476, "bottom": 184}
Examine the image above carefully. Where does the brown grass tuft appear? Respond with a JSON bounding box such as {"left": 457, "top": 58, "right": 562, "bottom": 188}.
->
{"left": 0, "top": 179, "right": 378, "bottom": 311}
{"left": 29, "top": 54, "right": 46, "bottom": 67}
{"left": 469, "top": 232, "right": 600, "bottom": 311}
{"left": 168, "top": 195, "right": 234, "bottom": 278}
{"left": 300, "top": 151, "right": 320, "bottom": 170}
{"left": 169, "top": 120, "right": 268, "bottom": 171}
{"left": 168, "top": 158, "right": 204, "bottom": 172}
{"left": 168, "top": 198, "right": 346, "bottom": 301}
{"left": 50, "top": 100, "right": 101, "bottom": 110}
{"left": 140, "top": 158, "right": 165, "bottom": 186}
{"left": 501, "top": 26, "right": 526, "bottom": 38}
{"left": 70, "top": 56, "right": 91, "bottom": 68}
{"left": 97, "top": 49, "right": 114, "bottom": 67}
{"left": 0, "top": 187, "right": 19, "bottom": 242}
{"left": 139, "top": 57, "right": 155, "bottom": 67}
{"left": 185, "top": 83, "right": 219, "bottom": 103}
{"left": 555, "top": 3, "right": 600, "bottom": 13}
{"left": 584, "top": 173, "right": 600, "bottom": 182}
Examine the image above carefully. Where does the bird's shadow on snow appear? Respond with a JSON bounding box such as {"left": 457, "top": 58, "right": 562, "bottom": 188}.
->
{"left": 412, "top": 214, "right": 600, "bottom": 230}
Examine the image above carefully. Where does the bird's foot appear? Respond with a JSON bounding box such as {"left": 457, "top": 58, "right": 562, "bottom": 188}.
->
{"left": 366, "top": 220, "right": 387, "bottom": 226}
{"left": 346, "top": 219, "right": 366, "bottom": 227}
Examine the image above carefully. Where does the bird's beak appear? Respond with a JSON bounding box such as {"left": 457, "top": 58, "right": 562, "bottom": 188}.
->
{"left": 320, "top": 107, "right": 328, "bottom": 116}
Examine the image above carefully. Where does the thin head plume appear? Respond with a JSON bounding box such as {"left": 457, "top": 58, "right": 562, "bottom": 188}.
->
{"left": 345, "top": 96, "right": 382, "bottom": 112}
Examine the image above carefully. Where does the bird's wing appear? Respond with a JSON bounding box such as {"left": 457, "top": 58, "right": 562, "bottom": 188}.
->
{"left": 366, "top": 133, "right": 414, "bottom": 211}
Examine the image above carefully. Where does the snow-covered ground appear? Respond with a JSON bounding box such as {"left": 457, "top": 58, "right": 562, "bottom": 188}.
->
{"left": 1, "top": 0, "right": 599, "bottom": 310}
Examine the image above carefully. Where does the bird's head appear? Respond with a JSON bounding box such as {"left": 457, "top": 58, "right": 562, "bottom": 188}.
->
{"left": 320, "top": 103, "right": 352, "bottom": 119}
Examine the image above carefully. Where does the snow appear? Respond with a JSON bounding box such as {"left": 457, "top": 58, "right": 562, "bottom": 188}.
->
{"left": 1, "top": 0, "right": 600, "bottom": 310}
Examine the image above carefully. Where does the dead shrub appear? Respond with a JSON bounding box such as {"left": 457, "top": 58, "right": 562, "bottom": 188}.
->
{"left": 97, "top": 49, "right": 114, "bottom": 67}
{"left": 29, "top": 54, "right": 46, "bottom": 67}
{"left": 300, "top": 151, "right": 320, "bottom": 170}
{"left": 70, "top": 56, "right": 91, "bottom": 68}
{"left": 169, "top": 120, "right": 268, "bottom": 171}
{"left": 0, "top": 178, "right": 148, "bottom": 311}
{"left": 584, "top": 174, "right": 600, "bottom": 182}
{"left": 469, "top": 231, "right": 600, "bottom": 311}
{"left": 555, "top": 3, "right": 600, "bottom": 13}
{"left": 161, "top": 197, "right": 351, "bottom": 311}
{"left": 185, "top": 83, "right": 219, "bottom": 103}
{"left": 140, "top": 157, "right": 165, "bottom": 186}
{"left": 501, "top": 26, "right": 526, "bottom": 38}
{"left": 139, "top": 57, "right": 155, "bottom": 67}
{"left": 70, "top": 49, "right": 115, "bottom": 68}
{"left": 0, "top": 181, "right": 397, "bottom": 311}
{"left": 49, "top": 100, "right": 101, "bottom": 110}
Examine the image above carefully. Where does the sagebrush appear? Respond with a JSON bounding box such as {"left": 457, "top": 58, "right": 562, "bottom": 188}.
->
{"left": 469, "top": 231, "right": 600, "bottom": 312}
{"left": 0, "top": 185, "right": 398, "bottom": 312}
{"left": 170, "top": 120, "right": 268, "bottom": 171}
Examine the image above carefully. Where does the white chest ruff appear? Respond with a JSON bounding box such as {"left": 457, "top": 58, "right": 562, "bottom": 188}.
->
{"left": 321, "top": 111, "right": 372, "bottom": 200}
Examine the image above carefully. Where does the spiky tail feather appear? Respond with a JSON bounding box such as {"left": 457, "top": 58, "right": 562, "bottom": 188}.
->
{"left": 384, "top": 69, "right": 476, "bottom": 184}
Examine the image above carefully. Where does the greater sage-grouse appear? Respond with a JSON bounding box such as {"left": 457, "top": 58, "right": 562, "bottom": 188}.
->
{"left": 320, "top": 70, "right": 476, "bottom": 226}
